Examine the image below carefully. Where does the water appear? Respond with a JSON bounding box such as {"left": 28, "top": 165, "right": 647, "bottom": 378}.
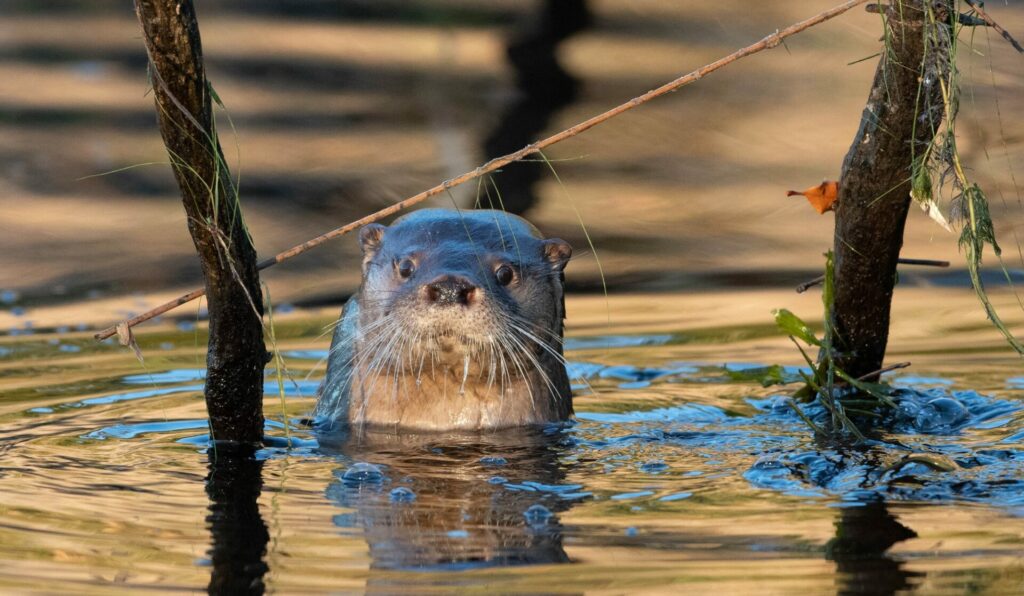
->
{"left": 2, "top": 291, "right": 1023, "bottom": 593}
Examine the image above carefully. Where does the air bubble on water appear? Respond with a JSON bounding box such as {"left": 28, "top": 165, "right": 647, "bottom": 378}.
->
{"left": 389, "top": 486, "right": 416, "bottom": 503}
{"left": 342, "top": 462, "right": 385, "bottom": 486}
{"left": 915, "top": 396, "right": 970, "bottom": 432}
{"left": 523, "top": 503, "right": 553, "bottom": 527}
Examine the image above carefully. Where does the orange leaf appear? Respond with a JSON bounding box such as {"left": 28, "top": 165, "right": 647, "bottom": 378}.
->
{"left": 786, "top": 180, "right": 838, "bottom": 215}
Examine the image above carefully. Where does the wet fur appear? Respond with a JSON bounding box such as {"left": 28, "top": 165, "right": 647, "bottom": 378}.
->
{"left": 316, "top": 209, "right": 572, "bottom": 431}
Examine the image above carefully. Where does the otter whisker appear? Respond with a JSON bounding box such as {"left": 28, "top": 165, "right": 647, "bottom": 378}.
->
{"left": 459, "top": 354, "right": 470, "bottom": 395}
{"left": 485, "top": 339, "right": 497, "bottom": 397}
{"left": 355, "top": 319, "right": 405, "bottom": 420}
{"left": 316, "top": 316, "right": 402, "bottom": 420}
{"left": 416, "top": 345, "right": 426, "bottom": 387}
{"left": 500, "top": 311, "right": 565, "bottom": 345}
{"left": 500, "top": 313, "right": 594, "bottom": 397}
{"left": 503, "top": 328, "right": 559, "bottom": 409}
{"left": 500, "top": 330, "right": 537, "bottom": 412}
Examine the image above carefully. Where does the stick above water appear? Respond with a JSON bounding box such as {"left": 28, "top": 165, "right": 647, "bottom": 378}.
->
{"left": 94, "top": 0, "right": 870, "bottom": 341}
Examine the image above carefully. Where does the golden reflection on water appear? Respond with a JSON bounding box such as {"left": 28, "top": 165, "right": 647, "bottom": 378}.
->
{"left": 1, "top": 290, "right": 1023, "bottom": 592}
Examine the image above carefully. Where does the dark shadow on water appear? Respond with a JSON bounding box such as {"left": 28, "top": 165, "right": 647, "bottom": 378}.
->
{"left": 481, "top": 0, "right": 590, "bottom": 215}
{"left": 319, "top": 426, "right": 575, "bottom": 586}
{"left": 205, "top": 447, "right": 269, "bottom": 595}
{"left": 827, "top": 500, "right": 921, "bottom": 596}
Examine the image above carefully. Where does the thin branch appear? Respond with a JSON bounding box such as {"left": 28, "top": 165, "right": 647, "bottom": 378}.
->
{"left": 855, "top": 360, "right": 910, "bottom": 382}
{"left": 894, "top": 258, "right": 951, "bottom": 267}
{"left": 796, "top": 257, "right": 949, "bottom": 293}
{"left": 95, "top": 0, "right": 870, "bottom": 341}
{"left": 963, "top": 0, "right": 1024, "bottom": 54}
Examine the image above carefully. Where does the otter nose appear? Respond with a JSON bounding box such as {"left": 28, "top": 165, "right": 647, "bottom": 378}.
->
{"left": 423, "top": 275, "right": 478, "bottom": 306}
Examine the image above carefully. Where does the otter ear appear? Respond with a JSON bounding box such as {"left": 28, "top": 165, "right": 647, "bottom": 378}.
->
{"left": 542, "top": 238, "right": 572, "bottom": 271}
{"left": 359, "top": 223, "right": 386, "bottom": 257}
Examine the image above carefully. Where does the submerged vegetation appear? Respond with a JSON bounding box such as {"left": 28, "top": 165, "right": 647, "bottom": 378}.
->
{"left": 775, "top": 252, "right": 900, "bottom": 439}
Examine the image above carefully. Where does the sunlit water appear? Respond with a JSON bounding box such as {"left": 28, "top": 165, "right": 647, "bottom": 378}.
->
{"left": 1, "top": 292, "right": 1023, "bottom": 594}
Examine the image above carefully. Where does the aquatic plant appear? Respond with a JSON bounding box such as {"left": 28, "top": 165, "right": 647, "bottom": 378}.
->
{"left": 776, "top": 252, "right": 901, "bottom": 440}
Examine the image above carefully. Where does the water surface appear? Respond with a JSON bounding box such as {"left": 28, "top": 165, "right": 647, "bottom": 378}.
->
{"left": 1, "top": 289, "right": 1023, "bottom": 593}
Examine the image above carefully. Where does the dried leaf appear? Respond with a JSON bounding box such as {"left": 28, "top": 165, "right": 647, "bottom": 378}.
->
{"left": 919, "top": 197, "right": 953, "bottom": 232}
{"left": 787, "top": 180, "right": 838, "bottom": 215}
{"left": 116, "top": 322, "right": 145, "bottom": 364}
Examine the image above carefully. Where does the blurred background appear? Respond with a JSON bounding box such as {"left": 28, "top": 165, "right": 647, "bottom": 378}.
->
{"left": 2, "top": 0, "right": 1023, "bottom": 328}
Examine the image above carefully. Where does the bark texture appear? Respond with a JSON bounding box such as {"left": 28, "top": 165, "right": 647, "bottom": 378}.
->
{"left": 135, "top": 0, "right": 265, "bottom": 443}
{"left": 831, "top": 0, "right": 948, "bottom": 378}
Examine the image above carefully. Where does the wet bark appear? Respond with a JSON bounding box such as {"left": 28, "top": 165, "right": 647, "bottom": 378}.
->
{"left": 830, "top": 0, "right": 948, "bottom": 378}
{"left": 134, "top": 0, "right": 266, "bottom": 444}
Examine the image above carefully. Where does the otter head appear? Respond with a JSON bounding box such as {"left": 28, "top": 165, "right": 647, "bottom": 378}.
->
{"left": 355, "top": 209, "right": 571, "bottom": 376}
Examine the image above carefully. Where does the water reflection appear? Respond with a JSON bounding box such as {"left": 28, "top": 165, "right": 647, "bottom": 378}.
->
{"left": 5, "top": 310, "right": 1024, "bottom": 591}
{"left": 482, "top": 0, "right": 590, "bottom": 214}
{"left": 206, "top": 447, "right": 269, "bottom": 595}
{"left": 321, "top": 427, "right": 575, "bottom": 576}
{"left": 827, "top": 500, "right": 920, "bottom": 596}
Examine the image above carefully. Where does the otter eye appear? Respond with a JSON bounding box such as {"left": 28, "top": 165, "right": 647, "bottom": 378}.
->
{"left": 397, "top": 258, "right": 416, "bottom": 279}
{"left": 495, "top": 264, "right": 515, "bottom": 286}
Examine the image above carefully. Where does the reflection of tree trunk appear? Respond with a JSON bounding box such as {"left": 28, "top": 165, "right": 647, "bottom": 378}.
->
{"left": 482, "top": 0, "right": 590, "bottom": 215}
{"left": 826, "top": 501, "right": 919, "bottom": 596}
{"left": 829, "top": 0, "right": 948, "bottom": 379}
{"left": 206, "top": 450, "right": 269, "bottom": 595}
{"left": 134, "top": 0, "right": 266, "bottom": 443}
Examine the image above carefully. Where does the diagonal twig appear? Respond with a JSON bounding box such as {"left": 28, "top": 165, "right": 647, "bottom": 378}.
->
{"left": 94, "top": 0, "right": 870, "bottom": 341}
{"left": 963, "top": 0, "right": 1024, "bottom": 54}
{"left": 855, "top": 360, "right": 910, "bottom": 382}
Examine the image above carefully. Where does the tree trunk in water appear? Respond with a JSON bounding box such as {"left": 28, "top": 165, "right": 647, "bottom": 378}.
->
{"left": 134, "top": 0, "right": 266, "bottom": 444}
{"left": 831, "top": 0, "right": 948, "bottom": 379}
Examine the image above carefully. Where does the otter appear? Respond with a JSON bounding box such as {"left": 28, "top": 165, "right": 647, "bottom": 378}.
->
{"left": 316, "top": 208, "right": 573, "bottom": 431}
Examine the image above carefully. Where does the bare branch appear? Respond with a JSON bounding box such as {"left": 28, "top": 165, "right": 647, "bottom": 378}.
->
{"left": 963, "top": 0, "right": 1024, "bottom": 54}
{"left": 796, "top": 258, "right": 949, "bottom": 293}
